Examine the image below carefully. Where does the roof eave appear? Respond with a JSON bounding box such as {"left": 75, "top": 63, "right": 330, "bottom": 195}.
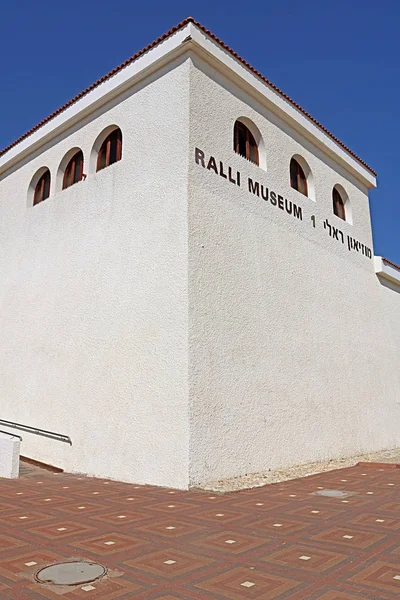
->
{"left": 187, "top": 24, "right": 376, "bottom": 189}
{"left": 0, "top": 17, "right": 377, "bottom": 188}
{"left": 0, "top": 21, "right": 193, "bottom": 176}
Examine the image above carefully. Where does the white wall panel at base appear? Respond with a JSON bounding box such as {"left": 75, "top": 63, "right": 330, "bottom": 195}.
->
{"left": 0, "top": 435, "right": 20, "bottom": 479}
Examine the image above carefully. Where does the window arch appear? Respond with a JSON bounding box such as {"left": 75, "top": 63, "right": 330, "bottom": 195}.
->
{"left": 290, "top": 157, "right": 308, "bottom": 196}
{"left": 62, "top": 150, "right": 84, "bottom": 190}
{"left": 234, "top": 120, "right": 259, "bottom": 165}
{"left": 96, "top": 128, "right": 122, "bottom": 172}
{"left": 332, "top": 186, "right": 346, "bottom": 221}
{"left": 33, "top": 169, "right": 51, "bottom": 205}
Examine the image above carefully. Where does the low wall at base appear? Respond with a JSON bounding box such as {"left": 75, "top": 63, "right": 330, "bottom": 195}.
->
{"left": 0, "top": 434, "right": 20, "bottom": 478}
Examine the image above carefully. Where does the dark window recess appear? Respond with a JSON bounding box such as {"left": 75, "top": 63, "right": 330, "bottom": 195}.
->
{"left": 97, "top": 129, "right": 122, "bottom": 172}
{"left": 290, "top": 158, "right": 308, "bottom": 196}
{"left": 33, "top": 170, "right": 51, "bottom": 205}
{"left": 233, "top": 121, "right": 259, "bottom": 165}
{"left": 333, "top": 187, "right": 346, "bottom": 220}
{"left": 62, "top": 150, "right": 84, "bottom": 190}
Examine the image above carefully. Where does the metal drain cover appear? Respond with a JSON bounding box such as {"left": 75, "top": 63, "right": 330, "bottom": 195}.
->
{"left": 36, "top": 561, "right": 106, "bottom": 586}
{"left": 313, "top": 489, "right": 354, "bottom": 498}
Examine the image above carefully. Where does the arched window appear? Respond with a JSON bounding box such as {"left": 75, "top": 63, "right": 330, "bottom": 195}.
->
{"left": 234, "top": 120, "right": 259, "bottom": 165}
{"left": 333, "top": 186, "right": 346, "bottom": 220}
{"left": 62, "top": 150, "right": 84, "bottom": 190}
{"left": 290, "top": 158, "right": 308, "bottom": 196}
{"left": 33, "top": 169, "right": 51, "bottom": 205}
{"left": 97, "top": 128, "right": 122, "bottom": 172}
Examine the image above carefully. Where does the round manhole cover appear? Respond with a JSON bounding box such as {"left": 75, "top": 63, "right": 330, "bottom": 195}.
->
{"left": 35, "top": 561, "right": 106, "bottom": 586}
{"left": 314, "top": 489, "right": 349, "bottom": 498}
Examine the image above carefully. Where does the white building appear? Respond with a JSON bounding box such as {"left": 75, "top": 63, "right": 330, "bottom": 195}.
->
{"left": 0, "top": 18, "right": 399, "bottom": 490}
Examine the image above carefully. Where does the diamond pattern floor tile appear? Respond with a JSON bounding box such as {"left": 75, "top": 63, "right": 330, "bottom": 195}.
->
{"left": 0, "top": 462, "right": 398, "bottom": 598}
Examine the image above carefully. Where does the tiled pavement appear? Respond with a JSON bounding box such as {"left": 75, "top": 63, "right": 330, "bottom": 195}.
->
{"left": 0, "top": 462, "right": 399, "bottom": 599}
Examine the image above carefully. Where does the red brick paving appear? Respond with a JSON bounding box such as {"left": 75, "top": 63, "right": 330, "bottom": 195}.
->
{"left": 0, "top": 463, "right": 399, "bottom": 598}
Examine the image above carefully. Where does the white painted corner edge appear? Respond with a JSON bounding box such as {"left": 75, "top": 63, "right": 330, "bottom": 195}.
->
{"left": 374, "top": 257, "right": 400, "bottom": 286}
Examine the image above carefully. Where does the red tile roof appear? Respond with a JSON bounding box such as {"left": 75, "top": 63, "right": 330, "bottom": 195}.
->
{"left": 0, "top": 17, "right": 376, "bottom": 176}
{"left": 382, "top": 257, "right": 400, "bottom": 271}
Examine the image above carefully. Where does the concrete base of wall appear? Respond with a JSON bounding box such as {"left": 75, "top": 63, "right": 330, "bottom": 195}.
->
{"left": 0, "top": 434, "right": 20, "bottom": 478}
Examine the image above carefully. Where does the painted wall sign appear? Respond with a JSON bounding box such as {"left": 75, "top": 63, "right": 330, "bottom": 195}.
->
{"left": 194, "top": 147, "right": 372, "bottom": 260}
{"left": 194, "top": 147, "right": 303, "bottom": 222}
{"left": 323, "top": 219, "right": 372, "bottom": 258}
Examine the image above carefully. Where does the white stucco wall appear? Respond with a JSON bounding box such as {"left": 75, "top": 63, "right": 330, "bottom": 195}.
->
{"left": 187, "top": 57, "right": 399, "bottom": 486}
{"left": 0, "top": 41, "right": 398, "bottom": 491}
{"left": 376, "top": 276, "right": 400, "bottom": 406}
{"left": 0, "top": 58, "right": 190, "bottom": 488}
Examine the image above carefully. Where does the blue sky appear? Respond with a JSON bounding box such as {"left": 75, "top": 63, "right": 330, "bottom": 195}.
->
{"left": 2, "top": 0, "right": 399, "bottom": 262}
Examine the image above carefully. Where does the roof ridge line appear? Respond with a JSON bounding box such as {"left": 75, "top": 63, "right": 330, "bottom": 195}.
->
{"left": 382, "top": 257, "right": 400, "bottom": 271}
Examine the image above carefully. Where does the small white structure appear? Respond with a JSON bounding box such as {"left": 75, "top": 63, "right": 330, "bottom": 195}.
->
{"left": 0, "top": 18, "right": 399, "bottom": 489}
{"left": 0, "top": 434, "right": 20, "bottom": 479}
